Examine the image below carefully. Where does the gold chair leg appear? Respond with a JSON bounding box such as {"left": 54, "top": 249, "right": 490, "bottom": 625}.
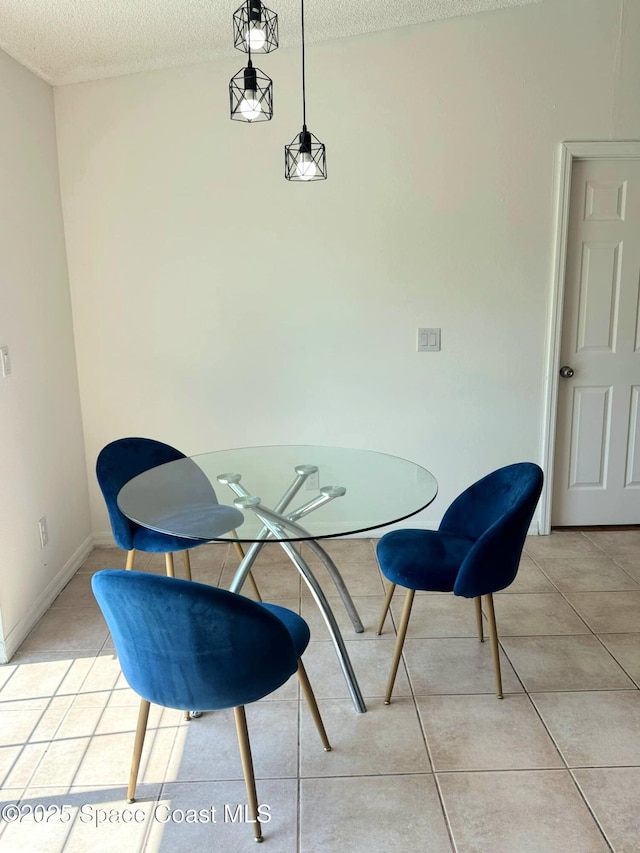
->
{"left": 231, "top": 532, "right": 245, "bottom": 563}
{"left": 126, "top": 549, "right": 135, "bottom": 570}
{"left": 376, "top": 582, "right": 396, "bottom": 635}
{"left": 297, "top": 661, "right": 331, "bottom": 751}
{"left": 384, "top": 588, "right": 415, "bottom": 705}
{"left": 183, "top": 550, "right": 192, "bottom": 582}
{"left": 127, "top": 699, "right": 150, "bottom": 803}
{"left": 164, "top": 553, "right": 175, "bottom": 578}
{"left": 246, "top": 574, "right": 261, "bottom": 600}
{"left": 485, "top": 593, "right": 503, "bottom": 699}
{"left": 231, "top": 532, "right": 262, "bottom": 601}
{"left": 474, "top": 596, "right": 484, "bottom": 643}
{"left": 233, "top": 706, "right": 263, "bottom": 843}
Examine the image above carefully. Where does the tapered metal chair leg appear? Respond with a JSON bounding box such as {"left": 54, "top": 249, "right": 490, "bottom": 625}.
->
{"left": 297, "top": 661, "right": 331, "bottom": 751}
{"left": 376, "top": 582, "right": 396, "bottom": 635}
{"left": 126, "top": 549, "right": 135, "bottom": 570}
{"left": 164, "top": 552, "right": 175, "bottom": 578}
{"left": 233, "top": 706, "right": 263, "bottom": 843}
{"left": 127, "top": 699, "right": 150, "bottom": 803}
{"left": 183, "top": 550, "right": 192, "bottom": 581}
{"left": 485, "top": 593, "right": 503, "bottom": 698}
{"left": 231, "top": 533, "right": 262, "bottom": 601}
{"left": 474, "top": 596, "right": 484, "bottom": 643}
{"left": 384, "top": 588, "right": 415, "bottom": 705}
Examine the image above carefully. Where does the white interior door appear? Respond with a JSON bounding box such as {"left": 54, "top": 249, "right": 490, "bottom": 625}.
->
{"left": 552, "top": 158, "right": 640, "bottom": 525}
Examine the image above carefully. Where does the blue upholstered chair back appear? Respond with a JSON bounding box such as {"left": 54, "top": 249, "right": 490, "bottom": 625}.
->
{"left": 92, "top": 570, "right": 299, "bottom": 711}
{"left": 440, "top": 462, "right": 543, "bottom": 598}
{"left": 96, "top": 437, "right": 187, "bottom": 550}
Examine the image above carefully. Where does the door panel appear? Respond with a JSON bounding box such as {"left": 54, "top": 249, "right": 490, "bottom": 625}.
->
{"left": 576, "top": 242, "right": 620, "bottom": 352}
{"left": 627, "top": 386, "right": 640, "bottom": 487}
{"left": 568, "top": 385, "right": 611, "bottom": 488}
{"left": 553, "top": 159, "right": 640, "bottom": 525}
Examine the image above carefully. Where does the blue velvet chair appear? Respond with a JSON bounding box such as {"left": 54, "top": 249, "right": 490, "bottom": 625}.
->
{"left": 96, "top": 437, "right": 260, "bottom": 596}
{"left": 376, "top": 462, "right": 543, "bottom": 703}
{"left": 92, "top": 570, "right": 330, "bottom": 844}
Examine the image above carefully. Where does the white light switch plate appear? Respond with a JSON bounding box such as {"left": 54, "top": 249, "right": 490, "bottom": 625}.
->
{"left": 417, "top": 328, "right": 441, "bottom": 352}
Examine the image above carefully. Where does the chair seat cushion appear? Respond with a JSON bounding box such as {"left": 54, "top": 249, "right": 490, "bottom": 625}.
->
{"left": 376, "top": 529, "right": 475, "bottom": 592}
{"left": 259, "top": 603, "right": 311, "bottom": 658}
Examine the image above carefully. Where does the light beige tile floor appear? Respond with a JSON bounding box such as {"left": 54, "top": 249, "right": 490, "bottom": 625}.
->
{"left": 1, "top": 531, "right": 639, "bottom": 852}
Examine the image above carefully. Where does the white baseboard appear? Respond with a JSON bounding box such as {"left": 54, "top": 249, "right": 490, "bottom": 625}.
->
{"left": 0, "top": 534, "right": 94, "bottom": 664}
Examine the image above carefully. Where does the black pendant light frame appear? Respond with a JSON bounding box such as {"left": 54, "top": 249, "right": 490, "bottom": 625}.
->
{"left": 233, "top": 0, "right": 279, "bottom": 54}
{"left": 285, "top": 128, "right": 326, "bottom": 181}
{"left": 229, "top": 60, "right": 273, "bottom": 122}
{"left": 285, "top": 0, "right": 326, "bottom": 181}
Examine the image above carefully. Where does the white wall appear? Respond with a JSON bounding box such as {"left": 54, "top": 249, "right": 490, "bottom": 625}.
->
{"left": 53, "top": 0, "right": 640, "bottom": 541}
{"left": 0, "top": 51, "right": 91, "bottom": 660}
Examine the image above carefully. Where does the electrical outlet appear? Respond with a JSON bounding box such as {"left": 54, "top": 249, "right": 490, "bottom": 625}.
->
{"left": 38, "top": 516, "right": 48, "bottom": 548}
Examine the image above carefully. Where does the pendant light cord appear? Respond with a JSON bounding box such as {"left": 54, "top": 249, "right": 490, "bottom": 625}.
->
{"left": 301, "top": 0, "right": 307, "bottom": 129}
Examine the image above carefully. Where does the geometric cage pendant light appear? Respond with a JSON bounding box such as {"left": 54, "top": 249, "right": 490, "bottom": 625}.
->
{"left": 229, "top": 1, "right": 278, "bottom": 122}
{"left": 229, "top": 61, "right": 273, "bottom": 122}
{"left": 233, "top": 0, "right": 279, "bottom": 54}
{"left": 285, "top": 126, "right": 327, "bottom": 181}
{"left": 284, "top": 0, "right": 326, "bottom": 181}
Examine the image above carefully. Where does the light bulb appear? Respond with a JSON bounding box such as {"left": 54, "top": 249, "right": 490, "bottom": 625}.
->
{"left": 239, "top": 90, "right": 261, "bottom": 121}
{"left": 245, "top": 26, "right": 266, "bottom": 50}
{"left": 296, "top": 153, "right": 317, "bottom": 181}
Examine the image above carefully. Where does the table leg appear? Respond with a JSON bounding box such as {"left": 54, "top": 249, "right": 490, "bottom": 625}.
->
{"left": 301, "top": 539, "right": 364, "bottom": 634}
{"left": 228, "top": 538, "right": 269, "bottom": 593}
{"left": 234, "top": 498, "right": 366, "bottom": 713}
{"left": 277, "top": 539, "right": 366, "bottom": 713}
{"left": 229, "top": 533, "right": 363, "bottom": 634}
{"left": 222, "top": 472, "right": 363, "bottom": 634}
{"left": 228, "top": 530, "right": 365, "bottom": 709}
{"left": 221, "top": 471, "right": 295, "bottom": 595}
{"left": 285, "top": 488, "right": 363, "bottom": 634}
{"left": 219, "top": 469, "right": 366, "bottom": 712}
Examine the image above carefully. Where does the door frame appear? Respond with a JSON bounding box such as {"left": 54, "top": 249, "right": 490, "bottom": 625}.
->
{"left": 539, "top": 140, "right": 640, "bottom": 534}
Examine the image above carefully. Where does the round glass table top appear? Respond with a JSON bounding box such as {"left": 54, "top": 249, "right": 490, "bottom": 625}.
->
{"left": 117, "top": 444, "right": 438, "bottom": 543}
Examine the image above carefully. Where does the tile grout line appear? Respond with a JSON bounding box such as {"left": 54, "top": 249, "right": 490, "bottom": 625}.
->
{"left": 410, "top": 688, "right": 458, "bottom": 852}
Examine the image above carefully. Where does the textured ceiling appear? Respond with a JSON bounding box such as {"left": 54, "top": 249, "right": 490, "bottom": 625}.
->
{"left": 0, "top": 0, "right": 542, "bottom": 86}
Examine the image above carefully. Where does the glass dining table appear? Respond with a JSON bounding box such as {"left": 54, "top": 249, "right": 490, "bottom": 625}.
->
{"left": 117, "top": 445, "right": 438, "bottom": 713}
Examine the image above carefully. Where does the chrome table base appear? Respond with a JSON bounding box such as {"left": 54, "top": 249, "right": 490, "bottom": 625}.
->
{"left": 218, "top": 466, "right": 367, "bottom": 714}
